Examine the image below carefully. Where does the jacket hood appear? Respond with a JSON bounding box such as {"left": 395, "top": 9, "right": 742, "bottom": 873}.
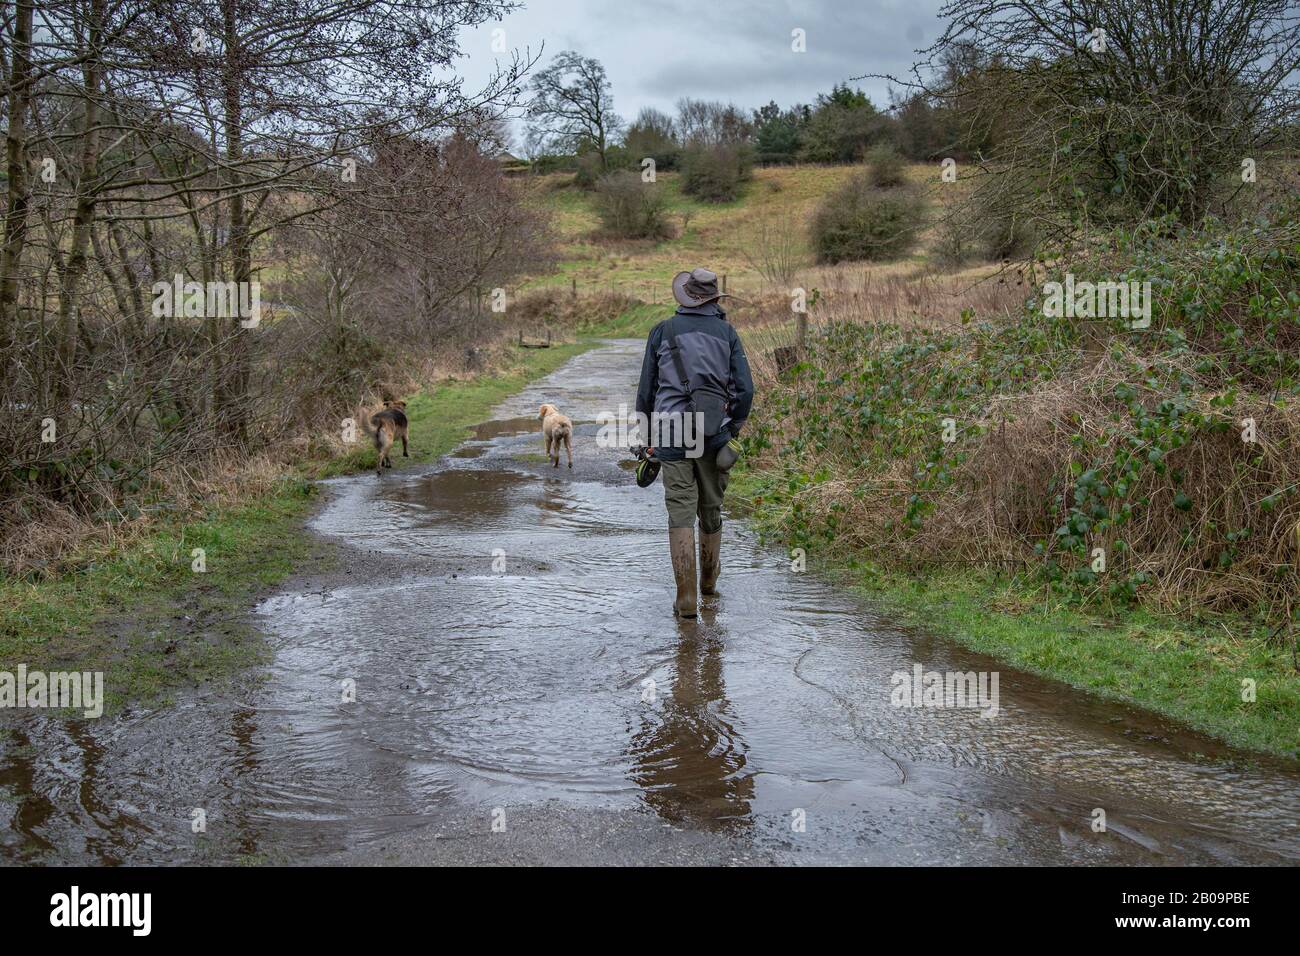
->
{"left": 675, "top": 302, "right": 727, "bottom": 319}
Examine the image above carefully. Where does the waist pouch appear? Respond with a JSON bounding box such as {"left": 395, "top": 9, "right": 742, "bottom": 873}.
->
{"left": 715, "top": 438, "right": 742, "bottom": 471}
{"left": 666, "top": 319, "right": 727, "bottom": 438}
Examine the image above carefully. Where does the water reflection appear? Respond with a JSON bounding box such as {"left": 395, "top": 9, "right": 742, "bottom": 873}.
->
{"left": 629, "top": 609, "right": 754, "bottom": 828}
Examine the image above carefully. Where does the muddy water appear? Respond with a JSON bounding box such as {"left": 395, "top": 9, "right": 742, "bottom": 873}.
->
{"left": 2, "top": 339, "right": 1298, "bottom": 865}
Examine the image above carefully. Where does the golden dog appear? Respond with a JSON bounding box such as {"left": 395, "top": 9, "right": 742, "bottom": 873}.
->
{"left": 538, "top": 403, "right": 573, "bottom": 469}
{"left": 370, "top": 400, "right": 409, "bottom": 476}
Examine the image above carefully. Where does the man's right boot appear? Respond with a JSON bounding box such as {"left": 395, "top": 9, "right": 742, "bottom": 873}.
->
{"left": 699, "top": 530, "right": 721, "bottom": 595}
{"left": 669, "top": 527, "right": 698, "bottom": 618}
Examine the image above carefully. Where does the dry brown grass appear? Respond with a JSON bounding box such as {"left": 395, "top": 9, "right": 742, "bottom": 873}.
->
{"left": 507, "top": 288, "right": 638, "bottom": 330}
{"left": 0, "top": 450, "right": 290, "bottom": 578}
{"left": 731, "top": 267, "right": 1031, "bottom": 378}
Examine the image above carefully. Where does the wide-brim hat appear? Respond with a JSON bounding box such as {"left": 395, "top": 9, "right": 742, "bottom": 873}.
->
{"left": 672, "top": 267, "right": 731, "bottom": 308}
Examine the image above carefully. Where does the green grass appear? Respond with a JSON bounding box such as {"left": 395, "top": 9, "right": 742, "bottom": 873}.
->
{"left": 729, "top": 467, "right": 1300, "bottom": 762}
{"left": 0, "top": 481, "right": 316, "bottom": 711}
{"left": 578, "top": 302, "right": 663, "bottom": 337}
{"left": 0, "top": 335, "right": 618, "bottom": 712}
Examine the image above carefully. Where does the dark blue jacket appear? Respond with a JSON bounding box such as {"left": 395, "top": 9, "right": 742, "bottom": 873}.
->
{"left": 636, "top": 303, "right": 754, "bottom": 461}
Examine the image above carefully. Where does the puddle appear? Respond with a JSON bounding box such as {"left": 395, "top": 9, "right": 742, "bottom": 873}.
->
{"left": 472, "top": 416, "right": 540, "bottom": 440}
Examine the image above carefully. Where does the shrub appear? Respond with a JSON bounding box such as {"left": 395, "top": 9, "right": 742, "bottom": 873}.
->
{"left": 811, "top": 172, "right": 924, "bottom": 263}
{"left": 747, "top": 207, "right": 1300, "bottom": 625}
{"left": 680, "top": 144, "right": 753, "bottom": 203}
{"left": 743, "top": 218, "right": 806, "bottom": 287}
{"left": 571, "top": 146, "right": 633, "bottom": 188}
{"left": 573, "top": 152, "right": 605, "bottom": 189}
{"left": 927, "top": 177, "right": 1040, "bottom": 264}
{"left": 982, "top": 211, "right": 1037, "bottom": 261}
{"left": 865, "top": 144, "right": 907, "bottom": 188}
{"left": 931, "top": 203, "right": 980, "bottom": 269}
{"left": 624, "top": 116, "right": 681, "bottom": 172}
{"left": 592, "top": 171, "right": 674, "bottom": 239}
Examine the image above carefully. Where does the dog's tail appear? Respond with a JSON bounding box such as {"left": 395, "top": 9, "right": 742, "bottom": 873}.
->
{"left": 360, "top": 411, "right": 379, "bottom": 438}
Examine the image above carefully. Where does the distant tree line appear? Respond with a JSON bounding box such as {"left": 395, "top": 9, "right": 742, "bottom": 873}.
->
{"left": 522, "top": 48, "right": 1004, "bottom": 209}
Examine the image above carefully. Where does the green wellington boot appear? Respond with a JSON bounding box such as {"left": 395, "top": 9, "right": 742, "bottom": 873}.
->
{"left": 669, "top": 527, "right": 698, "bottom": 618}
{"left": 699, "top": 531, "right": 721, "bottom": 595}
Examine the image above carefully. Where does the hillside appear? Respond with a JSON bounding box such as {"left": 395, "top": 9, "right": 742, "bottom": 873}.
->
{"left": 521, "top": 162, "right": 988, "bottom": 305}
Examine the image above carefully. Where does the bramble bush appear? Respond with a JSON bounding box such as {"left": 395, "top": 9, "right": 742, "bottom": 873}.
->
{"left": 679, "top": 144, "right": 754, "bottom": 203}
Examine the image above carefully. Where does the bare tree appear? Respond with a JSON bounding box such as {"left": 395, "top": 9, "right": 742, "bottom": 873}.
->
{"left": 526, "top": 50, "right": 622, "bottom": 167}
{"left": 0, "top": 0, "right": 35, "bottom": 359}
{"left": 675, "top": 98, "right": 752, "bottom": 147}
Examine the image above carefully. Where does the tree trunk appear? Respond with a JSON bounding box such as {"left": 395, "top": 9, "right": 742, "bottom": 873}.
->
{"left": 54, "top": 0, "right": 105, "bottom": 405}
{"left": 0, "top": 0, "right": 35, "bottom": 360}
{"left": 220, "top": 0, "right": 251, "bottom": 443}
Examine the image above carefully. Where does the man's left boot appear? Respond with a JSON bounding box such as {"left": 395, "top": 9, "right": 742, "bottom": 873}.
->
{"left": 669, "top": 527, "right": 698, "bottom": 618}
{"left": 699, "top": 530, "right": 722, "bottom": 595}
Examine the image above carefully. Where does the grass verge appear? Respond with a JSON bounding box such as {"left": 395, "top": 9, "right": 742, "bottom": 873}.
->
{"left": 0, "top": 336, "right": 610, "bottom": 712}
{"left": 729, "top": 467, "right": 1300, "bottom": 762}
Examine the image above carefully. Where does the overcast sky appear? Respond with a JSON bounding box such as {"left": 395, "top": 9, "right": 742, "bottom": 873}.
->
{"left": 451, "top": 0, "right": 949, "bottom": 148}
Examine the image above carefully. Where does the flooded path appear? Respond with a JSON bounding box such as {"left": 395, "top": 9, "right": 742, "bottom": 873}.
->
{"left": 2, "top": 339, "right": 1298, "bottom": 865}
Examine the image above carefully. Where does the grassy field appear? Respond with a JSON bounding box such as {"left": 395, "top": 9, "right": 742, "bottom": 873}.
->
{"left": 523, "top": 163, "right": 959, "bottom": 298}
{"left": 0, "top": 338, "right": 604, "bottom": 712}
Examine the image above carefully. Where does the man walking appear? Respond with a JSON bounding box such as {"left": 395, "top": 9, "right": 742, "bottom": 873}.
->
{"left": 636, "top": 268, "right": 754, "bottom": 618}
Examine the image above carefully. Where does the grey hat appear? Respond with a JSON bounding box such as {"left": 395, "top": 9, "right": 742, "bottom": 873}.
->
{"left": 672, "top": 267, "right": 730, "bottom": 308}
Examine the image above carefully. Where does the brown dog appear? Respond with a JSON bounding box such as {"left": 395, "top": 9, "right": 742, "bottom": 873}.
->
{"left": 538, "top": 403, "right": 573, "bottom": 469}
{"left": 370, "top": 400, "right": 409, "bottom": 476}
